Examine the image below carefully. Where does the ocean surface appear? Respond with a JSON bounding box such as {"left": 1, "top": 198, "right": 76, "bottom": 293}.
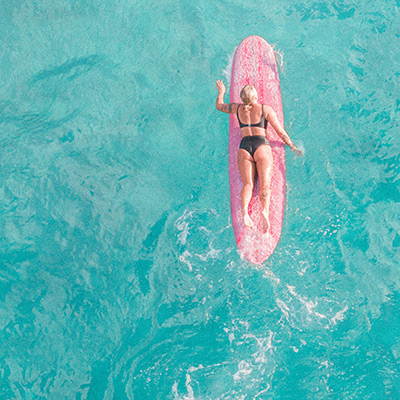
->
{"left": 1, "top": 0, "right": 400, "bottom": 399}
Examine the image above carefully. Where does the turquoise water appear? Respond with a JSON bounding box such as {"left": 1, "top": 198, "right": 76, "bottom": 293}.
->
{"left": 1, "top": 0, "right": 400, "bottom": 398}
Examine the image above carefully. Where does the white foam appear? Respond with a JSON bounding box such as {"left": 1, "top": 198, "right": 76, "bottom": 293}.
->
{"left": 233, "top": 360, "right": 253, "bottom": 382}
{"left": 171, "top": 365, "right": 204, "bottom": 400}
{"left": 222, "top": 51, "right": 235, "bottom": 90}
{"left": 271, "top": 44, "right": 285, "bottom": 75}
{"left": 254, "top": 385, "right": 271, "bottom": 398}
{"left": 175, "top": 209, "right": 193, "bottom": 245}
{"left": 179, "top": 250, "right": 193, "bottom": 272}
{"left": 331, "top": 305, "right": 349, "bottom": 325}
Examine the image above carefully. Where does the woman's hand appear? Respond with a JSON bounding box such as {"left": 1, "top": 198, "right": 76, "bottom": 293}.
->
{"left": 216, "top": 80, "right": 226, "bottom": 94}
{"left": 291, "top": 146, "right": 304, "bottom": 157}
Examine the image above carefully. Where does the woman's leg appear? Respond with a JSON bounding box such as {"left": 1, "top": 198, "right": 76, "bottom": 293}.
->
{"left": 254, "top": 145, "right": 273, "bottom": 233}
{"left": 237, "top": 149, "right": 256, "bottom": 228}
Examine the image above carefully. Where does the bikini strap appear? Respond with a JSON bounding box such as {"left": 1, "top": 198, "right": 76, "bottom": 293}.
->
{"left": 236, "top": 104, "right": 241, "bottom": 124}
{"left": 262, "top": 104, "right": 268, "bottom": 128}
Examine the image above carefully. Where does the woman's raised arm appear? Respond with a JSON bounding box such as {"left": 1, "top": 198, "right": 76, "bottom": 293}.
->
{"left": 216, "top": 80, "right": 238, "bottom": 114}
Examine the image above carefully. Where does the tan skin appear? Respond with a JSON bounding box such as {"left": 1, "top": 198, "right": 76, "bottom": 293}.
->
{"left": 216, "top": 80, "right": 303, "bottom": 233}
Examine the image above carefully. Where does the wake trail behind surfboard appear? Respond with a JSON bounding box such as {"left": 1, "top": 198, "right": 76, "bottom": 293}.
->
{"left": 271, "top": 45, "right": 286, "bottom": 76}
{"left": 222, "top": 51, "right": 235, "bottom": 90}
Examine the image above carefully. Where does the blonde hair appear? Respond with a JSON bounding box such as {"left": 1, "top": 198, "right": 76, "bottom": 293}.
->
{"left": 240, "top": 85, "right": 257, "bottom": 111}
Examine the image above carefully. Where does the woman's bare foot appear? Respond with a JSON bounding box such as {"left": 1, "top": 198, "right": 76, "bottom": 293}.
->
{"left": 243, "top": 213, "right": 254, "bottom": 229}
{"left": 261, "top": 210, "right": 270, "bottom": 233}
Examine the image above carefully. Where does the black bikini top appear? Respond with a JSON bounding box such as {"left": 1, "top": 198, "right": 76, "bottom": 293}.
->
{"left": 236, "top": 104, "right": 268, "bottom": 129}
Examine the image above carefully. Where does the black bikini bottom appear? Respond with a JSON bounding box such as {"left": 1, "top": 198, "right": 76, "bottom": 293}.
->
{"left": 239, "top": 135, "right": 269, "bottom": 157}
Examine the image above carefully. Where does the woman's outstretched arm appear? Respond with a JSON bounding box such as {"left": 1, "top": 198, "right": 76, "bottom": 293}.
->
{"left": 216, "top": 80, "right": 238, "bottom": 114}
{"left": 264, "top": 105, "right": 303, "bottom": 156}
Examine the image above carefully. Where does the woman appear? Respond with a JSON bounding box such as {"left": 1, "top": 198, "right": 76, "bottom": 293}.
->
{"left": 216, "top": 80, "right": 303, "bottom": 233}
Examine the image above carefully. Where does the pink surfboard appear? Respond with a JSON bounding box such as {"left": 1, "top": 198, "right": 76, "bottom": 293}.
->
{"left": 229, "top": 36, "right": 286, "bottom": 264}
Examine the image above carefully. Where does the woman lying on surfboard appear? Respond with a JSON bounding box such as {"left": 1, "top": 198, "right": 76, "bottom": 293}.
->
{"left": 216, "top": 80, "right": 303, "bottom": 233}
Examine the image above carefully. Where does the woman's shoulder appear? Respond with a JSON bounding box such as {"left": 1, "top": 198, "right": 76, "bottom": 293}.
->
{"left": 262, "top": 104, "right": 274, "bottom": 116}
{"left": 262, "top": 104, "right": 273, "bottom": 110}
